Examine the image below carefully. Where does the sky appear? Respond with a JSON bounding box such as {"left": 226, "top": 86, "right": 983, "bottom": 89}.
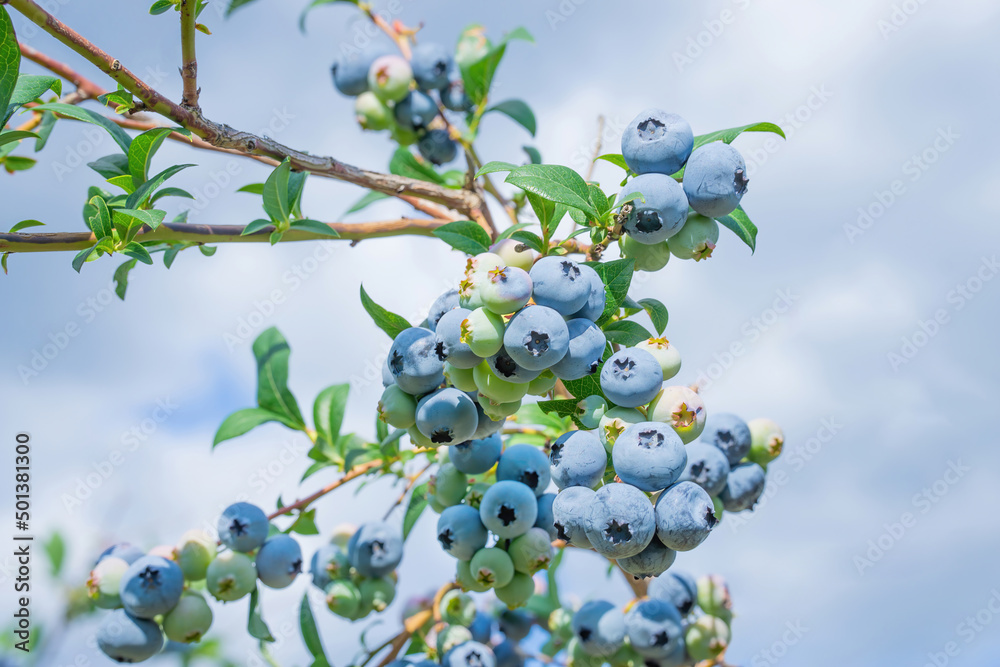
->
{"left": 2, "top": 0, "right": 1000, "bottom": 665}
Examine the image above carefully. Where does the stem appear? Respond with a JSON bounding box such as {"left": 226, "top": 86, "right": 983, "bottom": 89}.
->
{"left": 0, "top": 218, "right": 452, "bottom": 254}
{"left": 268, "top": 459, "right": 383, "bottom": 520}
{"left": 178, "top": 0, "right": 200, "bottom": 110}
{"left": 362, "top": 4, "right": 411, "bottom": 59}
{"left": 375, "top": 608, "right": 434, "bottom": 667}
{"left": 382, "top": 461, "right": 433, "bottom": 521}
{"left": 616, "top": 562, "right": 648, "bottom": 598}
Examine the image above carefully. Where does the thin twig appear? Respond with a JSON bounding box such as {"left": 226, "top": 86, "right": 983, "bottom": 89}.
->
{"left": 382, "top": 461, "right": 433, "bottom": 521}
{"left": 178, "top": 0, "right": 200, "bottom": 110}
{"left": 268, "top": 460, "right": 383, "bottom": 520}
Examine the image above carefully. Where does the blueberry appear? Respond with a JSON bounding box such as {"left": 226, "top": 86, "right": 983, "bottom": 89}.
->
{"left": 719, "top": 462, "right": 766, "bottom": 512}
{"left": 449, "top": 433, "right": 502, "bottom": 475}
{"left": 119, "top": 555, "right": 184, "bottom": 619}
{"left": 624, "top": 598, "right": 684, "bottom": 659}
{"left": 508, "top": 527, "right": 554, "bottom": 574}
{"left": 440, "top": 589, "right": 477, "bottom": 626}
{"left": 584, "top": 483, "right": 656, "bottom": 559}
{"left": 654, "top": 481, "right": 717, "bottom": 551}
{"left": 703, "top": 413, "right": 751, "bottom": 465}
{"left": 472, "top": 401, "right": 507, "bottom": 439}
{"left": 549, "top": 607, "right": 575, "bottom": 641}
{"left": 494, "top": 639, "right": 525, "bottom": 667}
{"left": 469, "top": 612, "right": 494, "bottom": 643}
{"left": 569, "top": 265, "right": 607, "bottom": 321}
{"left": 572, "top": 600, "right": 625, "bottom": 657}
{"left": 348, "top": 521, "right": 403, "bottom": 577}
{"left": 367, "top": 54, "right": 414, "bottom": 103}
{"left": 576, "top": 395, "right": 608, "bottom": 429}
{"left": 206, "top": 551, "right": 257, "bottom": 602}
{"left": 499, "top": 608, "right": 533, "bottom": 641}
{"left": 479, "top": 480, "right": 538, "bottom": 538}
{"left": 162, "top": 591, "right": 213, "bottom": 644}
{"left": 598, "top": 407, "right": 645, "bottom": 451}
{"left": 612, "top": 422, "right": 687, "bottom": 492}
{"left": 635, "top": 338, "right": 682, "bottom": 381}
{"left": 550, "top": 430, "right": 607, "bottom": 489}
{"left": 551, "top": 486, "right": 595, "bottom": 547}
{"left": 550, "top": 319, "right": 606, "bottom": 381}
{"left": 411, "top": 42, "right": 453, "bottom": 91}
{"left": 490, "top": 239, "right": 535, "bottom": 272}
{"left": 395, "top": 90, "right": 439, "bottom": 132}
{"left": 255, "top": 534, "right": 303, "bottom": 589}
{"left": 446, "top": 363, "right": 479, "bottom": 392}
{"left": 419, "top": 129, "right": 460, "bottom": 166}
{"left": 616, "top": 536, "right": 676, "bottom": 579}
{"left": 487, "top": 348, "right": 543, "bottom": 385}
{"left": 618, "top": 174, "right": 689, "bottom": 245}
{"left": 460, "top": 253, "right": 505, "bottom": 309}
{"left": 427, "top": 288, "right": 461, "bottom": 331}
{"left": 437, "top": 504, "right": 489, "bottom": 560}
{"left": 442, "top": 78, "right": 474, "bottom": 112}
{"left": 648, "top": 386, "right": 706, "bottom": 444}
{"left": 527, "top": 370, "right": 558, "bottom": 396}
{"left": 310, "top": 543, "right": 350, "bottom": 590}
{"left": 88, "top": 556, "right": 128, "bottom": 609}
{"left": 360, "top": 576, "right": 397, "bottom": 613}
{"left": 529, "top": 256, "right": 591, "bottom": 316}
{"left": 497, "top": 444, "right": 552, "bottom": 496}
{"left": 747, "top": 417, "right": 785, "bottom": 466}
{"left": 678, "top": 442, "right": 731, "bottom": 496}
{"left": 621, "top": 109, "right": 694, "bottom": 176}
{"left": 496, "top": 571, "right": 535, "bottom": 609}
{"left": 667, "top": 214, "right": 719, "bottom": 261}
{"left": 218, "top": 502, "right": 269, "bottom": 554}
{"left": 648, "top": 571, "right": 697, "bottom": 616}
{"left": 174, "top": 530, "right": 214, "bottom": 582}
{"left": 456, "top": 558, "right": 490, "bottom": 593}
{"left": 469, "top": 547, "right": 515, "bottom": 588}
{"left": 461, "top": 308, "right": 506, "bottom": 358}
{"left": 97, "top": 609, "right": 164, "bottom": 662}
{"left": 382, "top": 358, "right": 395, "bottom": 387}
{"left": 325, "top": 579, "right": 362, "bottom": 618}
{"left": 378, "top": 384, "right": 418, "bottom": 429}
{"left": 600, "top": 348, "right": 664, "bottom": 408}
{"left": 96, "top": 543, "right": 145, "bottom": 566}
{"left": 355, "top": 91, "right": 393, "bottom": 131}
{"left": 683, "top": 142, "right": 748, "bottom": 218}
{"left": 417, "top": 388, "right": 479, "bottom": 444}
{"left": 534, "top": 492, "right": 558, "bottom": 539}
{"left": 444, "top": 641, "right": 497, "bottom": 667}
{"left": 437, "top": 625, "right": 474, "bottom": 656}
{"left": 477, "top": 394, "right": 523, "bottom": 421}
{"left": 620, "top": 234, "right": 671, "bottom": 272}
{"left": 684, "top": 615, "right": 730, "bottom": 662}
{"left": 331, "top": 42, "right": 394, "bottom": 96}
{"left": 696, "top": 574, "right": 733, "bottom": 623}
{"left": 389, "top": 327, "right": 447, "bottom": 396}
{"left": 482, "top": 266, "right": 534, "bottom": 315}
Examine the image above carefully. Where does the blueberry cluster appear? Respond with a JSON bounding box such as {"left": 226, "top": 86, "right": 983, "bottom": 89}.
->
{"left": 88, "top": 502, "right": 303, "bottom": 662}
{"left": 309, "top": 521, "right": 404, "bottom": 620}
{"left": 616, "top": 108, "right": 751, "bottom": 266}
{"left": 331, "top": 41, "right": 468, "bottom": 165}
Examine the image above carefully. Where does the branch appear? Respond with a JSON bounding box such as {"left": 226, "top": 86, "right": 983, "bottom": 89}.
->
{"left": 616, "top": 562, "right": 649, "bottom": 598}
{"left": 268, "top": 460, "right": 384, "bottom": 521}
{"left": 382, "top": 461, "right": 433, "bottom": 521}
{"left": 178, "top": 0, "right": 200, "bottom": 110}
{"left": 0, "top": 218, "right": 451, "bottom": 254}
{"left": 18, "top": 42, "right": 104, "bottom": 99}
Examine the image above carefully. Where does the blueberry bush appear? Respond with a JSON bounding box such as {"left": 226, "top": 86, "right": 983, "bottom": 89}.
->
{"left": 0, "top": 1, "right": 788, "bottom": 664}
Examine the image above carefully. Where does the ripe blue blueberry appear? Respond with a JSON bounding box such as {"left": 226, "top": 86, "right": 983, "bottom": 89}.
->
{"left": 550, "top": 319, "right": 606, "bottom": 381}
{"left": 416, "top": 388, "right": 479, "bottom": 444}
{"left": 395, "top": 90, "right": 439, "bottom": 132}
{"left": 612, "top": 422, "right": 687, "bottom": 492}
{"left": 218, "top": 502, "right": 269, "bottom": 553}
{"left": 411, "top": 42, "right": 453, "bottom": 91}
{"left": 621, "top": 109, "right": 694, "bottom": 176}
{"left": 331, "top": 43, "right": 394, "bottom": 96}
{"left": 617, "top": 536, "right": 676, "bottom": 580}
{"left": 648, "top": 386, "right": 706, "bottom": 444}
{"left": 444, "top": 641, "right": 497, "bottom": 667}
{"left": 550, "top": 430, "right": 607, "bottom": 489}
{"left": 494, "top": 640, "right": 524, "bottom": 667}
{"left": 442, "top": 78, "right": 474, "bottom": 112}
{"left": 367, "top": 55, "right": 414, "bottom": 103}
{"left": 584, "top": 483, "right": 656, "bottom": 559}
{"left": 469, "top": 612, "right": 494, "bottom": 643}
{"left": 487, "top": 348, "right": 543, "bottom": 384}
{"left": 119, "top": 555, "right": 184, "bottom": 619}
{"left": 678, "top": 441, "right": 731, "bottom": 496}
{"left": 449, "top": 433, "right": 502, "bottom": 475}
{"left": 503, "top": 305, "right": 570, "bottom": 371}
{"left": 437, "top": 504, "right": 489, "bottom": 560}
{"left": 667, "top": 214, "right": 719, "bottom": 261}
{"left": 624, "top": 598, "right": 684, "bottom": 659}
{"left": 482, "top": 266, "right": 533, "bottom": 315}
{"left": 419, "top": 129, "right": 460, "bottom": 166}
{"left": 600, "top": 348, "right": 664, "bottom": 408}
{"left": 703, "top": 413, "right": 752, "bottom": 465}
{"left": 719, "top": 462, "right": 766, "bottom": 512}
{"left": 648, "top": 571, "right": 698, "bottom": 616}
{"left": 618, "top": 174, "right": 689, "bottom": 245}
{"left": 96, "top": 543, "right": 145, "bottom": 566}
{"left": 388, "top": 327, "right": 447, "bottom": 396}
{"left": 97, "top": 609, "right": 164, "bottom": 663}
{"left": 347, "top": 521, "right": 403, "bottom": 577}
{"left": 479, "top": 480, "right": 538, "bottom": 539}
{"left": 654, "top": 481, "right": 718, "bottom": 551}
{"left": 255, "top": 534, "right": 303, "bottom": 589}
{"left": 682, "top": 141, "right": 748, "bottom": 218}
{"left": 427, "top": 288, "right": 461, "bottom": 331}
{"left": 551, "top": 486, "right": 595, "bottom": 547}
{"left": 569, "top": 265, "right": 607, "bottom": 321}
{"left": 534, "top": 493, "right": 558, "bottom": 540}
{"left": 496, "top": 444, "right": 552, "bottom": 497}
{"left": 572, "top": 600, "right": 625, "bottom": 657}
{"left": 529, "top": 256, "right": 591, "bottom": 316}
{"left": 500, "top": 608, "right": 533, "bottom": 641}
{"left": 310, "top": 543, "right": 350, "bottom": 590}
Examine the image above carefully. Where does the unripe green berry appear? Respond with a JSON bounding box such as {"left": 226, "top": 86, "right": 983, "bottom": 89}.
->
{"left": 464, "top": 482, "right": 490, "bottom": 510}
{"left": 620, "top": 234, "right": 670, "bottom": 272}
{"left": 428, "top": 494, "right": 447, "bottom": 514}
{"left": 697, "top": 575, "right": 733, "bottom": 623}
{"left": 477, "top": 393, "right": 522, "bottom": 420}
{"left": 367, "top": 55, "right": 413, "bottom": 104}
{"left": 747, "top": 418, "right": 784, "bottom": 465}
{"left": 490, "top": 239, "right": 535, "bottom": 272}
{"left": 635, "top": 337, "right": 682, "bottom": 381}
{"left": 162, "top": 591, "right": 213, "bottom": 643}
{"left": 469, "top": 547, "right": 515, "bottom": 589}
{"left": 598, "top": 407, "right": 645, "bottom": 452}
{"left": 527, "top": 370, "right": 558, "bottom": 397}
{"left": 462, "top": 309, "right": 506, "bottom": 358}
{"left": 325, "top": 580, "right": 362, "bottom": 618}
{"left": 435, "top": 463, "right": 469, "bottom": 507}
{"left": 436, "top": 623, "right": 473, "bottom": 656}
{"left": 495, "top": 571, "right": 534, "bottom": 608}
{"left": 445, "top": 363, "right": 479, "bottom": 392}
{"left": 668, "top": 214, "right": 719, "bottom": 261}
{"left": 508, "top": 528, "right": 553, "bottom": 575}
{"left": 330, "top": 524, "right": 357, "bottom": 548}
{"left": 88, "top": 556, "right": 128, "bottom": 609}
{"left": 360, "top": 576, "right": 396, "bottom": 613}
{"left": 206, "top": 551, "right": 257, "bottom": 602}
{"left": 440, "top": 589, "right": 476, "bottom": 627}
{"left": 175, "top": 529, "right": 215, "bottom": 581}
{"left": 575, "top": 396, "right": 607, "bottom": 429}
{"left": 685, "top": 615, "right": 731, "bottom": 662}
{"left": 549, "top": 607, "right": 574, "bottom": 640}
{"left": 355, "top": 91, "right": 393, "bottom": 131}
{"left": 456, "top": 559, "right": 490, "bottom": 593}
{"left": 378, "top": 385, "right": 417, "bottom": 429}
{"left": 390, "top": 123, "right": 418, "bottom": 146}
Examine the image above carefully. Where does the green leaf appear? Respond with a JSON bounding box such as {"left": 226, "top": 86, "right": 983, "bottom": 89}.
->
{"left": 595, "top": 153, "right": 629, "bottom": 171}
{"left": 495, "top": 222, "right": 532, "bottom": 240}
{"left": 237, "top": 182, "right": 265, "bottom": 195}
{"left": 715, "top": 206, "right": 757, "bottom": 253}
{"left": 253, "top": 327, "right": 306, "bottom": 427}
{"left": 587, "top": 258, "right": 635, "bottom": 325}
{"left": 603, "top": 320, "right": 653, "bottom": 346}
{"left": 389, "top": 148, "right": 446, "bottom": 185}
{"left": 288, "top": 509, "right": 319, "bottom": 535}
{"left": 523, "top": 145, "right": 542, "bottom": 165}
{"left": 242, "top": 218, "right": 274, "bottom": 236}
{"left": 509, "top": 230, "right": 544, "bottom": 253}
{"left": 505, "top": 164, "right": 598, "bottom": 218}
{"left": 71, "top": 246, "right": 95, "bottom": 273}
{"left": 637, "top": 298, "right": 669, "bottom": 335}
{"left": 149, "top": 0, "right": 175, "bottom": 15}
{"left": 486, "top": 99, "right": 536, "bottom": 136}
{"left": 149, "top": 187, "right": 194, "bottom": 204}
{"left": 694, "top": 122, "right": 786, "bottom": 149}
{"left": 88, "top": 196, "right": 113, "bottom": 240}
{"left": 8, "top": 219, "right": 44, "bottom": 233}
{"left": 113, "top": 259, "right": 138, "bottom": 299}
{"left": 344, "top": 190, "right": 390, "bottom": 215}
{"left": 432, "top": 220, "right": 492, "bottom": 255}
{"left": 213, "top": 407, "right": 298, "bottom": 447}
{"left": 32, "top": 103, "right": 132, "bottom": 154}
{"left": 561, "top": 372, "right": 606, "bottom": 404}
{"left": 5, "top": 75, "right": 61, "bottom": 126}
{"left": 88, "top": 154, "right": 130, "bottom": 179}
{"left": 360, "top": 284, "right": 411, "bottom": 340}
{"left": 403, "top": 483, "right": 428, "bottom": 540}
{"left": 269, "top": 230, "right": 283, "bottom": 245}
{"left": 128, "top": 127, "right": 174, "bottom": 187}
{"left": 122, "top": 241, "right": 153, "bottom": 265}
{"left": 299, "top": 595, "right": 328, "bottom": 660}
{"left": 42, "top": 532, "right": 65, "bottom": 577}
{"left": 313, "top": 384, "right": 349, "bottom": 448}
{"left": 289, "top": 219, "right": 340, "bottom": 238}
{"left": 113, "top": 208, "right": 166, "bottom": 243}
{"left": 262, "top": 158, "right": 292, "bottom": 223}
{"left": 299, "top": 0, "right": 356, "bottom": 32}
{"left": 126, "top": 163, "right": 195, "bottom": 210}
{"left": 587, "top": 184, "right": 611, "bottom": 216}
{"left": 525, "top": 192, "right": 555, "bottom": 235}
{"left": 0, "top": 130, "right": 38, "bottom": 148}
{"left": 106, "top": 174, "right": 136, "bottom": 194}
{"left": 34, "top": 110, "right": 57, "bottom": 151}
{"left": 0, "top": 9, "right": 21, "bottom": 126}
{"left": 2, "top": 155, "right": 35, "bottom": 172}
{"left": 225, "top": 0, "right": 260, "bottom": 16}
{"left": 461, "top": 26, "right": 533, "bottom": 105}
{"left": 287, "top": 170, "right": 307, "bottom": 217}
{"left": 247, "top": 587, "right": 275, "bottom": 642}
{"left": 475, "top": 161, "right": 517, "bottom": 178}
